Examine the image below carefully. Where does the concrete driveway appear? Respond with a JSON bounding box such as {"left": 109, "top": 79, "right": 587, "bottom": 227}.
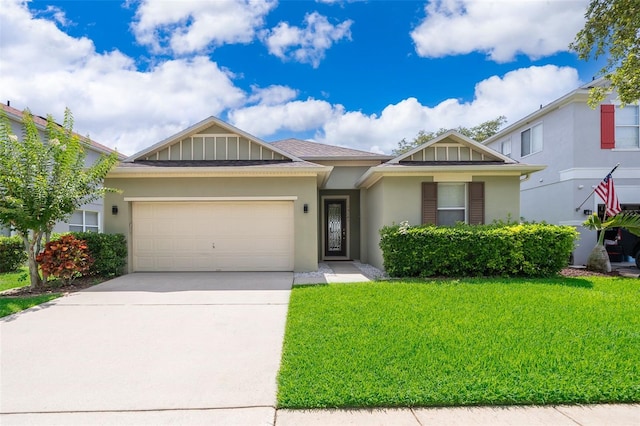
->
{"left": 0, "top": 272, "right": 292, "bottom": 425}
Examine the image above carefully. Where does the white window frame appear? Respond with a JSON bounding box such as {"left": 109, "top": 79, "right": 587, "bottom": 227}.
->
{"left": 501, "top": 140, "right": 511, "bottom": 157}
{"left": 520, "top": 123, "right": 543, "bottom": 157}
{"left": 437, "top": 183, "right": 468, "bottom": 225}
{"left": 614, "top": 104, "right": 640, "bottom": 149}
{"left": 69, "top": 210, "right": 100, "bottom": 233}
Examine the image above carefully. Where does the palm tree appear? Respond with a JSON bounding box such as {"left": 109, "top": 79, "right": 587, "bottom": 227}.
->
{"left": 583, "top": 212, "right": 640, "bottom": 272}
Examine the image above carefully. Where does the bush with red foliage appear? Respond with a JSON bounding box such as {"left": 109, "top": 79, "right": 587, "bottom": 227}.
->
{"left": 36, "top": 235, "right": 94, "bottom": 285}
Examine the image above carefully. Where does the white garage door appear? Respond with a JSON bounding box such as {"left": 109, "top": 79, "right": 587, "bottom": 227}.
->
{"left": 132, "top": 201, "right": 294, "bottom": 272}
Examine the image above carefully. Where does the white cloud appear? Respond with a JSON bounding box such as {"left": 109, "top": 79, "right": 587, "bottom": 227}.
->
{"left": 229, "top": 99, "right": 340, "bottom": 136}
{"left": 262, "top": 12, "right": 353, "bottom": 68}
{"left": 315, "top": 65, "right": 582, "bottom": 153}
{"left": 0, "top": 0, "right": 585, "bottom": 158}
{"left": 132, "top": 0, "right": 277, "bottom": 54}
{"left": 38, "top": 5, "right": 72, "bottom": 27}
{"left": 248, "top": 85, "right": 298, "bottom": 105}
{"left": 0, "top": 0, "right": 246, "bottom": 155}
{"left": 411, "top": 0, "right": 589, "bottom": 62}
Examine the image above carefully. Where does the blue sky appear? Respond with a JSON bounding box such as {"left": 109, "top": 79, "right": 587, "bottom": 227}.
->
{"left": 0, "top": 0, "right": 599, "bottom": 155}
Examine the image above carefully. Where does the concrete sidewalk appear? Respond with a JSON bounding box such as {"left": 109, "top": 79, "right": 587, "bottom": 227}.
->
{"left": 275, "top": 404, "right": 640, "bottom": 425}
{"left": 293, "top": 261, "right": 373, "bottom": 285}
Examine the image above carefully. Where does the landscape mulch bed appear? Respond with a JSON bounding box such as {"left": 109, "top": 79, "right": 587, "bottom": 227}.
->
{"left": 0, "top": 276, "right": 109, "bottom": 298}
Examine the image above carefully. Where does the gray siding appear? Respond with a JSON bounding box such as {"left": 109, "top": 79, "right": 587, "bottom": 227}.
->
{"left": 487, "top": 91, "right": 640, "bottom": 265}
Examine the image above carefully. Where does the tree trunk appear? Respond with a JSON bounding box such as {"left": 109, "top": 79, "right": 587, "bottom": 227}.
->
{"left": 586, "top": 244, "right": 611, "bottom": 273}
{"left": 21, "top": 233, "right": 43, "bottom": 289}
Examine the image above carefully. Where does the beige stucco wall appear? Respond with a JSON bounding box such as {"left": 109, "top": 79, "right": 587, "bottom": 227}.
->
{"left": 323, "top": 166, "right": 371, "bottom": 190}
{"left": 362, "top": 175, "right": 522, "bottom": 270}
{"left": 479, "top": 176, "right": 522, "bottom": 222}
{"left": 104, "top": 176, "right": 319, "bottom": 273}
{"left": 362, "top": 181, "right": 384, "bottom": 269}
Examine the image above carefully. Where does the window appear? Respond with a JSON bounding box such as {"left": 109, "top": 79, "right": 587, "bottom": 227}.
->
{"left": 501, "top": 140, "right": 511, "bottom": 157}
{"left": 69, "top": 210, "right": 99, "bottom": 232}
{"left": 615, "top": 105, "right": 639, "bottom": 148}
{"left": 437, "top": 183, "right": 466, "bottom": 225}
{"left": 422, "top": 182, "right": 484, "bottom": 225}
{"left": 521, "top": 123, "right": 542, "bottom": 156}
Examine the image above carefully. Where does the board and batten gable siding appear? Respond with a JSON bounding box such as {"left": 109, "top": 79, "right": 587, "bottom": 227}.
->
{"left": 140, "top": 133, "right": 288, "bottom": 161}
{"left": 404, "top": 143, "right": 489, "bottom": 162}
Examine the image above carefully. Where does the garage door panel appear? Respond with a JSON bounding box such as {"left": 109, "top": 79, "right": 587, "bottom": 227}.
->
{"left": 132, "top": 201, "right": 294, "bottom": 272}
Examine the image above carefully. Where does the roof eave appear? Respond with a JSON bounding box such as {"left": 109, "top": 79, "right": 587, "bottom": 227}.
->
{"left": 107, "top": 164, "right": 333, "bottom": 179}
{"left": 356, "top": 164, "right": 546, "bottom": 188}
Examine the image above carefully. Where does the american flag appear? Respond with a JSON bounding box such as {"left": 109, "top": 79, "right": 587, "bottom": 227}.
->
{"left": 595, "top": 173, "right": 621, "bottom": 217}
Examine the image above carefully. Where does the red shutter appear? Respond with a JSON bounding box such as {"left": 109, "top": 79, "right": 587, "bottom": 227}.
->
{"left": 468, "top": 182, "right": 485, "bottom": 225}
{"left": 422, "top": 182, "right": 437, "bottom": 225}
{"left": 601, "top": 104, "right": 615, "bottom": 149}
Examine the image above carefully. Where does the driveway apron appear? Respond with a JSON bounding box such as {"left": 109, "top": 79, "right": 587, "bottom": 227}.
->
{"left": 1, "top": 272, "right": 292, "bottom": 425}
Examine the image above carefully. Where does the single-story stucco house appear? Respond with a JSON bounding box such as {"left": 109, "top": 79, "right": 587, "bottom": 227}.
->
{"left": 104, "top": 117, "right": 545, "bottom": 273}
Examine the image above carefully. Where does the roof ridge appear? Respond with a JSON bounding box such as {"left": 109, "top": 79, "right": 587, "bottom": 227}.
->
{"left": 271, "top": 138, "right": 391, "bottom": 158}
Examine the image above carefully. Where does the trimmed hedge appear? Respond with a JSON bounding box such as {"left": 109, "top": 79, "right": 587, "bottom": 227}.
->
{"left": 380, "top": 223, "right": 578, "bottom": 278}
{"left": 69, "top": 232, "right": 127, "bottom": 277}
{"left": 0, "top": 236, "right": 27, "bottom": 272}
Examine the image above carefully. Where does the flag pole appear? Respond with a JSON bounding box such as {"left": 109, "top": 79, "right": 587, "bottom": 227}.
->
{"left": 575, "top": 163, "right": 620, "bottom": 212}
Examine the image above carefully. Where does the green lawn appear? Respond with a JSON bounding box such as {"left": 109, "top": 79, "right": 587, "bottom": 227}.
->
{"left": 278, "top": 277, "right": 640, "bottom": 408}
{"left": 0, "top": 267, "right": 29, "bottom": 292}
{"left": 0, "top": 294, "right": 60, "bottom": 317}
{"left": 1, "top": 268, "right": 60, "bottom": 318}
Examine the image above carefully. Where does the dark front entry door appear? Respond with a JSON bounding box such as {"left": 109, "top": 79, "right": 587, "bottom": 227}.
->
{"left": 324, "top": 199, "right": 347, "bottom": 257}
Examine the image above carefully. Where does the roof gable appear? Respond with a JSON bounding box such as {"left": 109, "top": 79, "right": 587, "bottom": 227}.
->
{"left": 126, "top": 116, "right": 300, "bottom": 162}
{"left": 390, "top": 130, "right": 514, "bottom": 164}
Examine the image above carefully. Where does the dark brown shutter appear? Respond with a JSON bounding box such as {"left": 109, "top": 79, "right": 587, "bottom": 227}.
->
{"left": 600, "top": 104, "right": 615, "bottom": 149}
{"left": 468, "top": 182, "right": 485, "bottom": 225}
{"left": 422, "top": 182, "right": 437, "bottom": 224}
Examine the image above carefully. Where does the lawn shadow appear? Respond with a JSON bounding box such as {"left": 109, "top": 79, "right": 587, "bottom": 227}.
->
{"left": 0, "top": 297, "right": 60, "bottom": 323}
{"left": 539, "top": 277, "right": 594, "bottom": 288}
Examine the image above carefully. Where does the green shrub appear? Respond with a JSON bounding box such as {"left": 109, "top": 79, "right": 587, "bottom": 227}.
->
{"left": 379, "top": 222, "right": 578, "bottom": 278}
{"left": 0, "top": 236, "right": 27, "bottom": 273}
{"left": 70, "top": 232, "right": 127, "bottom": 277}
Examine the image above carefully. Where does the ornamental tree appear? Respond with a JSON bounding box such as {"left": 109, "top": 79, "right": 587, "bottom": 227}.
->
{"left": 570, "top": 0, "right": 640, "bottom": 106}
{"left": 0, "top": 108, "right": 119, "bottom": 289}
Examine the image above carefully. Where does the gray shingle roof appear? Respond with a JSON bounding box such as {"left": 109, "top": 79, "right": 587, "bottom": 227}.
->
{"left": 271, "top": 138, "right": 393, "bottom": 160}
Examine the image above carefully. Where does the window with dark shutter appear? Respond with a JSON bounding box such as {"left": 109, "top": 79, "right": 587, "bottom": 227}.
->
{"left": 422, "top": 182, "right": 437, "bottom": 224}
{"left": 601, "top": 104, "right": 615, "bottom": 149}
{"left": 468, "top": 182, "right": 485, "bottom": 225}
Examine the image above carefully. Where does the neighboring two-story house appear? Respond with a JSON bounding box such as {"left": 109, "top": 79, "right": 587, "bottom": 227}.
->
{"left": 0, "top": 102, "right": 124, "bottom": 237}
{"left": 483, "top": 79, "right": 640, "bottom": 266}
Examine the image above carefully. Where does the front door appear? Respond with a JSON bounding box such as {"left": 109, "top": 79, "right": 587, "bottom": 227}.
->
{"left": 324, "top": 199, "right": 347, "bottom": 257}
